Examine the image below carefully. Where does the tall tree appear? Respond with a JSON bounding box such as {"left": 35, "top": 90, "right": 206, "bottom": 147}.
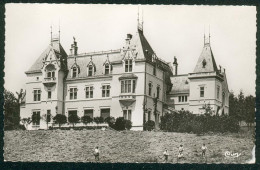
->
{"left": 237, "top": 90, "right": 245, "bottom": 125}
{"left": 244, "top": 95, "right": 255, "bottom": 129}
{"left": 4, "top": 89, "right": 20, "bottom": 130}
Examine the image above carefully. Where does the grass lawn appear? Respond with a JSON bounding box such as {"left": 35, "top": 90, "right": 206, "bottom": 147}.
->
{"left": 4, "top": 128, "right": 254, "bottom": 163}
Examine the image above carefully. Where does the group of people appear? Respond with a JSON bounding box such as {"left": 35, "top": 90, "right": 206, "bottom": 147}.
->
{"left": 93, "top": 143, "right": 207, "bottom": 163}
{"left": 163, "top": 144, "right": 207, "bottom": 163}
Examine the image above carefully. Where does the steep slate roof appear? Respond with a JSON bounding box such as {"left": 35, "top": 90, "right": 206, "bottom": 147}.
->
{"left": 26, "top": 41, "right": 68, "bottom": 73}
{"left": 67, "top": 50, "right": 121, "bottom": 78}
{"left": 67, "top": 28, "right": 173, "bottom": 79}
{"left": 170, "top": 75, "right": 190, "bottom": 94}
{"left": 193, "top": 43, "right": 218, "bottom": 73}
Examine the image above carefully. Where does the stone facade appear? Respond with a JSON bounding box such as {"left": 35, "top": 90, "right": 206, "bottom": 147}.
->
{"left": 20, "top": 27, "right": 229, "bottom": 130}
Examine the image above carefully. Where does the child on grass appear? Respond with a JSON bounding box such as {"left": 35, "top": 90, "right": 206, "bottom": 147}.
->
{"left": 201, "top": 143, "right": 207, "bottom": 158}
{"left": 94, "top": 146, "right": 100, "bottom": 161}
{"left": 163, "top": 148, "right": 169, "bottom": 163}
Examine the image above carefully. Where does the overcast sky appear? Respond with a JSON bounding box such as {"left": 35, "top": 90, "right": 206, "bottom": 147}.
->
{"left": 5, "top": 4, "right": 256, "bottom": 96}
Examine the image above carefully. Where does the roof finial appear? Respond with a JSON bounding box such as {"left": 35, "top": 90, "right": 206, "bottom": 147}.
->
{"left": 204, "top": 25, "right": 205, "bottom": 45}
{"left": 209, "top": 24, "right": 211, "bottom": 45}
{"left": 59, "top": 20, "right": 61, "bottom": 43}
{"left": 50, "top": 25, "right": 53, "bottom": 45}
{"left": 137, "top": 6, "right": 143, "bottom": 32}
{"left": 142, "top": 8, "right": 144, "bottom": 31}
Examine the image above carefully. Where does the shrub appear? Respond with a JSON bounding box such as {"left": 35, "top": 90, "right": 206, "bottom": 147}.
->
{"left": 93, "top": 117, "right": 104, "bottom": 124}
{"left": 144, "top": 120, "right": 155, "bottom": 131}
{"left": 81, "top": 115, "right": 93, "bottom": 125}
{"left": 53, "top": 114, "right": 67, "bottom": 128}
{"left": 114, "top": 117, "right": 132, "bottom": 131}
{"left": 104, "top": 116, "right": 116, "bottom": 128}
{"left": 125, "top": 120, "right": 132, "bottom": 130}
{"left": 68, "top": 114, "right": 80, "bottom": 128}
{"left": 160, "top": 111, "right": 240, "bottom": 134}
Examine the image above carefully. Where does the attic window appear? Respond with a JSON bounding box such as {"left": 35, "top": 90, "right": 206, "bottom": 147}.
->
{"left": 202, "top": 59, "right": 207, "bottom": 68}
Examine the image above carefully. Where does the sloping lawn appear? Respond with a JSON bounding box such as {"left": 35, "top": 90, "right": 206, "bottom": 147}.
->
{"left": 4, "top": 129, "right": 254, "bottom": 163}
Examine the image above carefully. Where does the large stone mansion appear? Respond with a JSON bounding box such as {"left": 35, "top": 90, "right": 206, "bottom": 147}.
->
{"left": 20, "top": 22, "right": 229, "bottom": 130}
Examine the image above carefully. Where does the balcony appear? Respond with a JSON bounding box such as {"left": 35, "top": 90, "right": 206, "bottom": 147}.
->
{"left": 119, "top": 94, "right": 136, "bottom": 106}
{"left": 43, "top": 77, "right": 56, "bottom": 87}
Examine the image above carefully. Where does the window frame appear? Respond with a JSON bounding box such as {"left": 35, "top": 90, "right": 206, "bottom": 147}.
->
{"left": 85, "top": 86, "right": 93, "bottom": 99}
{"left": 72, "top": 67, "right": 78, "bottom": 78}
{"left": 148, "top": 82, "right": 152, "bottom": 96}
{"left": 200, "top": 86, "right": 205, "bottom": 97}
{"left": 88, "top": 65, "right": 93, "bottom": 76}
{"left": 104, "top": 64, "right": 110, "bottom": 75}
{"left": 121, "top": 79, "right": 136, "bottom": 94}
{"left": 123, "top": 110, "right": 132, "bottom": 121}
{"left": 33, "top": 89, "right": 41, "bottom": 101}
{"left": 125, "top": 59, "right": 133, "bottom": 72}
{"left": 47, "top": 90, "right": 52, "bottom": 99}
{"left": 69, "top": 87, "right": 78, "bottom": 100}
{"left": 32, "top": 111, "right": 40, "bottom": 126}
{"left": 102, "top": 85, "right": 110, "bottom": 97}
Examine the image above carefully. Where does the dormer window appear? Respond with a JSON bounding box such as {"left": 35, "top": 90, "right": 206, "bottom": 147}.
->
{"left": 125, "top": 59, "right": 132, "bottom": 72}
{"left": 88, "top": 65, "right": 93, "bottom": 76}
{"left": 45, "top": 64, "right": 56, "bottom": 78}
{"left": 72, "top": 67, "right": 77, "bottom": 78}
{"left": 202, "top": 59, "right": 207, "bottom": 68}
{"left": 71, "top": 58, "right": 80, "bottom": 78}
{"left": 105, "top": 64, "right": 110, "bottom": 75}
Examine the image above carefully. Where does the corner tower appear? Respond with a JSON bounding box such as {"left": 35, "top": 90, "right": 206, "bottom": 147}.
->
{"left": 188, "top": 33, "right": 229, "bottom": 115}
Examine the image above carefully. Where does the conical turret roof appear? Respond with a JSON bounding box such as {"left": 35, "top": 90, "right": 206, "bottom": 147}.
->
{"left": 193, "top": 41, "right": 218, "bottom": 73}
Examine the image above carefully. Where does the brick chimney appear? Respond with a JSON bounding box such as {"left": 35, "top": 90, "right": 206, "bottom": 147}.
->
{"left": 70, "top": 37, "right": 78, "bottom": 55}
{"left": 125, "top": 34, "right": 132, "bottom": 45}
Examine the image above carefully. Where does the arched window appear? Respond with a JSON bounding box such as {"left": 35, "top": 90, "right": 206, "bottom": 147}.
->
{"left": 45, "top": 64, "right": 55, "bottom": 78}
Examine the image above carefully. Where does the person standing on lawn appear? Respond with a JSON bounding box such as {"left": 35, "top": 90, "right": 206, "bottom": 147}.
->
{"left": 94, "top": 146, "right": 100, "bottom": 162}
{"left": 177, "top": 144, "right": 184, "bottom": 162}
{"left": 163, "top": 148, "right": 169, "bottom": 163}
{"left": 201, "top": 143, "right": 207, "bottom": 158}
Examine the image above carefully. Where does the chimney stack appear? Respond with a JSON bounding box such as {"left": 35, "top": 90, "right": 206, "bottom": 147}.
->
{"left": 70, "top": 37, "right": 78, "bottom": 55}
{"left": 125, "top": 34, "right": 132, "bottom": 45}
{"left": 172, "top": 56, "right": 178, "bottom": 76}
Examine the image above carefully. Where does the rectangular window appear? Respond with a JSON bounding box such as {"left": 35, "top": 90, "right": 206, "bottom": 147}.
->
{"left": 69, "top": 88, "right": 77, "bottom": 100}
{"left": 181, "top": 96, "right": 184, "bottom": 102}
{"left": 105, "top": 64, "right": 110, "bottom": 75}
{"left": 32, "top": 111, "right": 40, "bottom": 126}
{"left": 84, "top": 109, "right": 94, "bottom": 119}
{"left": 101, "top": 108, "right": 110, "bottom": 119}
{"left": 148, "top": 83, "right": 152, "bottom": 96}
{"left": 121, "top": 80, "right": 136, "bottom": 93}
{"left": 148, "top": 111, "right": 151, "bottom": 121}
{"left": 102, "top": 85, "right": 110, "bottom": 97}
{"left": 68, "top": 110, "right": 77, "bottom": 118}
{"left": 178, "top": 96, "right": 181, "bottom": 102}
{"left": 157, "top": 86, "right": 160, "bottom": 99}
{"left": 125, "top": 59, "right": 132, "bottom": 72}
{"left": 33, "top": 89, "right": 41, "bottom": 101}
{"left": 88, "top": 65, "right": 93, "bottom": 76}
{"left": 185, "top": 96, "right": 187, "bottom": 102}
{"left": 85, "top": 86, "right": 93, "bottom": 98}
{"left": 153, "top": 66, "right": 156, "bottom": 76}
{"left": 200, "top": 86, "right": 204, "bottom": 97}
{"left": 48, "top": 91, "right": 51, "bottom": 99}
{"left": 47, "top": 110, "right": 51, "bottom": 123}
{"left": 217, "top": 86, "right": 220, "bottom": 99}
{"left": 123, "top": 110, "right": 132, "bottom": 121}
{"left": 72, "top": 67, "right": 77, "bottom": 78}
